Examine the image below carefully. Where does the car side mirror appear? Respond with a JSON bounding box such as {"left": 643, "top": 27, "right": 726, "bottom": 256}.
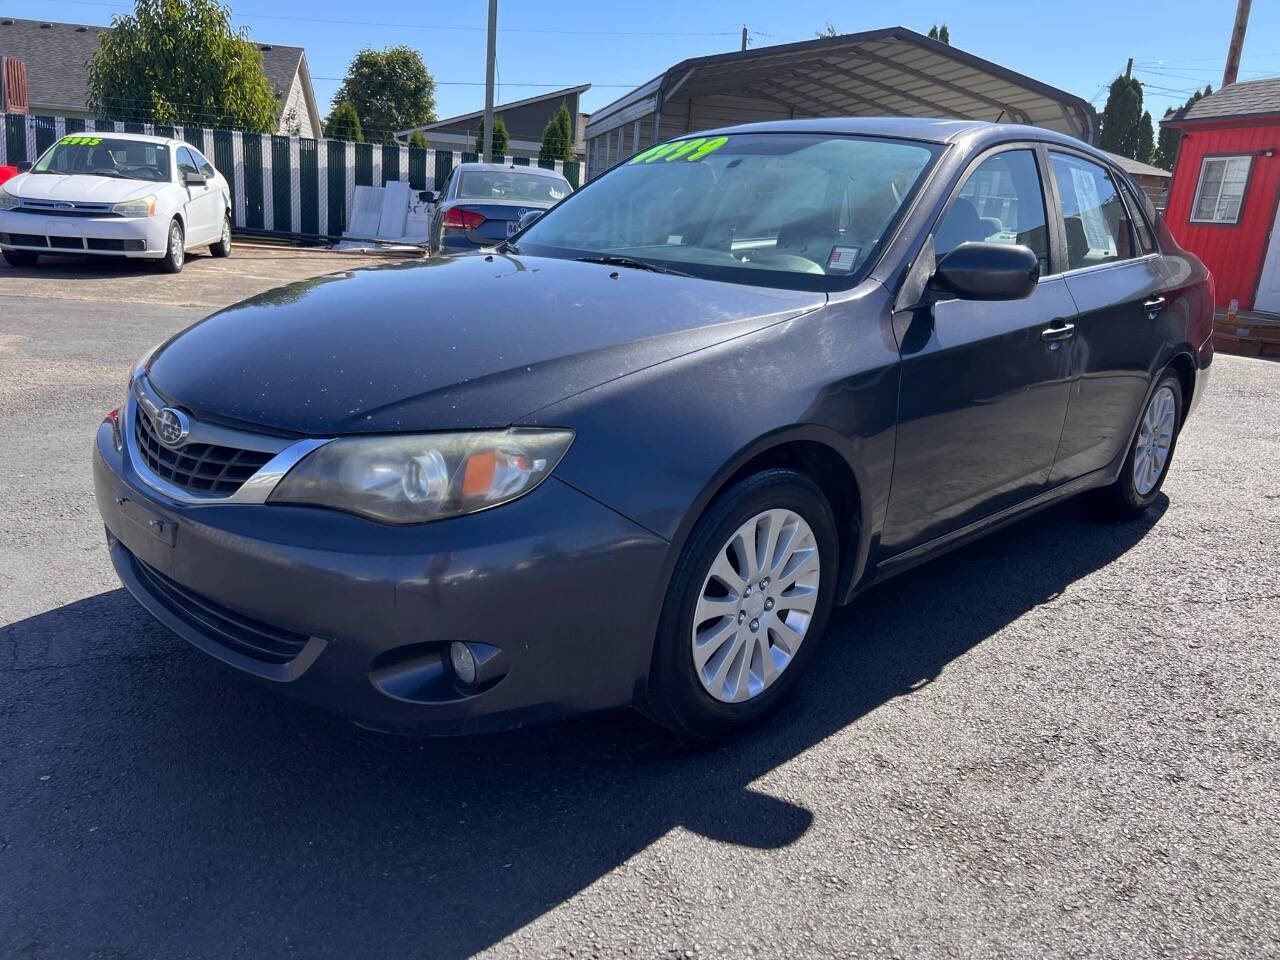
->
{"left": 517, "top": 210, "right": 544, "bottom": 231}
{"left": 419, "top": 190, "right": 439, "bottom": 204}
{"left": 931, "top": 242, "right": 1039, "bottom": 301}
{"left": 183, "top": 170, "right": 207, "bottom": 187}
{"left": 15, "top": 161, "right": 32, "bottom": 172}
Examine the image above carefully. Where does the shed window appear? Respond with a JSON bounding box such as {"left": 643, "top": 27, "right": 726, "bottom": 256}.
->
{"left": 1190, "top": 155, "right": 1251, "bottom": 224}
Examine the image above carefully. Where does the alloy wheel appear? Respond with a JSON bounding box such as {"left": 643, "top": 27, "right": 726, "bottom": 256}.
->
{"left": 1133, "top": 384, "right": 1176, "bottom": 496}
{"left": 170, "top": 224, "right": 184, "bottom": 269}
{"left": 691, "top": 508, "right": 821, "bottom": 703}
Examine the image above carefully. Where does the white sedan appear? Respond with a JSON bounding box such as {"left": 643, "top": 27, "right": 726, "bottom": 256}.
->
{"left": 0, "top": 132, "right": 231, "bottom": 273}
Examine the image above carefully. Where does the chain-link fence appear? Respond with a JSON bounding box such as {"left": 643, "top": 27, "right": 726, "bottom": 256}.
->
{"left": 1, "top": 113, "right": 583, "bottom": 240}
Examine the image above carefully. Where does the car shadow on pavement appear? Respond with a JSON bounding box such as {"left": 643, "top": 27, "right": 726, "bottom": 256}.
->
{"left": 0, "top": 253, "right": 176, "bottom": 279}
{"left": 0, "top": 496, "right": 1167, "bottom": 958}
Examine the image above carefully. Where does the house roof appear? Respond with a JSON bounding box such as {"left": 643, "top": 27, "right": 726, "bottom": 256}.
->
{"left": 1163, "top": 76, "right": 1280, "bottom": 126}
{"left": 0, "top": 17, "right": 103, "bottom": 112}
{"left": 397, "top": 83, "right": 591, "bottom": 137}
{"left": 0, "top": 16, "right": 310, "bottom": 124}
{"left": 1104, "top": 151, "right": 1172, "bottom": 179}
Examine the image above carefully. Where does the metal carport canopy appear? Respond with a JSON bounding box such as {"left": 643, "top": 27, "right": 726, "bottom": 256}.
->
{"left": 585, "top": 27, "right": 1096, "bottom": 152}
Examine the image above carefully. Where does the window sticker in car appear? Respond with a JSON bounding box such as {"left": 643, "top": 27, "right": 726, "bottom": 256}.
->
{"left": 826, "top": 246, "right": 861, "bottom": 274}
{"left": 629, "top": 136, "right": 730, "bottom": 165}
{"left": 60, "top": 136, "right": 103, "bottom": 146}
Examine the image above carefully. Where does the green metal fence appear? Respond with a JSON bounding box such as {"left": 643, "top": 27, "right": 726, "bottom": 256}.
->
{"left": 1, "top": 113, "right": 582, "bottom": 240}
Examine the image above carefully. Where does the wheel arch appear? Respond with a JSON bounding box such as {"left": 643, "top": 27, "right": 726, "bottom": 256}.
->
{"left": 662, "top": 425, "right": 874, "bottom": 612}
{"left": 1165, "top": 350, "right": 1196, "bottom": 422}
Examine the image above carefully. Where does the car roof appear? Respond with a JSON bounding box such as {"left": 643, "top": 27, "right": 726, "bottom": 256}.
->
{"left": 689, "top": 117, "right": 1106, "bottom": 157}
{"left": 453, "top": 162, "right": 568, "bottom": 179}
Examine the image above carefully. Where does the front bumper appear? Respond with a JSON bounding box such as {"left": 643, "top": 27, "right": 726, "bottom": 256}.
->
{"left": 0, "top": 209, "right": 168, "bottom": 258}
{"left": 94, "top": 420, "right": 671, "bottom": 734}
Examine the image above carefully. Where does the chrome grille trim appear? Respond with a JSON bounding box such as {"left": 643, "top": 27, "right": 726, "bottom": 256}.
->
{"left": 125, "top": 374, "right": 332, "bottom": 505}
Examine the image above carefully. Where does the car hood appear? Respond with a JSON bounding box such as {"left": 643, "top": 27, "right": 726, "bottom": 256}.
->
{"left": 145, "top": 254, "right": 826, "bottom": 435}
{"left": 5, "top": 172, "right": 160, "bottom": 203}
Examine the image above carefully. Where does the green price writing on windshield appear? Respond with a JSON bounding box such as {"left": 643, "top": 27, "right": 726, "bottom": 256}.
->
{"left": 61, "top": 136, "right": 103, "bottom": 146}
{"left": 628, "top": 136, "right": 729, "bottom": 165}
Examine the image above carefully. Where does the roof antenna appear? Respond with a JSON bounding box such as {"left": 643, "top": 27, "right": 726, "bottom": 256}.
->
{"left": 994, "top": 109, "right": 1006, "bottom": 124}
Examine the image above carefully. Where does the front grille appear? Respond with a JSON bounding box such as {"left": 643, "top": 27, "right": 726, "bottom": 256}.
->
{"left": 132, "top": 553, "right": 310, "bottom": 664}
{"left": 2, "top": 232, "right": 47, "bottom": 247}
{"left": 48, "top": 235, "right": 84, "bottom": 249}
{"left": 16, "top": 199, "right": 115, "bottom": 217}
{"left": 134, "top": 408, "right": 274, "bottom": 496}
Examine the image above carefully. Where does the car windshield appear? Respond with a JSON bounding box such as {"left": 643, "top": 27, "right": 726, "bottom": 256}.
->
{"left": 458, "top": 170, "right": 571, "bottom": 203}
{"left": 515, "top": 132, "right": 941, "bottom": 290}
{"left": 31, "top": 137, "right": 171, "bottom": 182}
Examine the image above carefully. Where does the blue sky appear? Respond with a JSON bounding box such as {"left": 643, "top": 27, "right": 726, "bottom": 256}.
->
{"left": 16, "top": 0, "right": 1280, "bottom": 124}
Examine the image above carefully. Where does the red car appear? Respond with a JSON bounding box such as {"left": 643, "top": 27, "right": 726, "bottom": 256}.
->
{"left": 0, "top": 165, "right": 17, "bottom": 187}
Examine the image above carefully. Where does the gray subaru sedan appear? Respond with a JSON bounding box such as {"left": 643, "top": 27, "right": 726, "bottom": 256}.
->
{"left": 94, "top": 118, "right": 1213, "bottom": 739}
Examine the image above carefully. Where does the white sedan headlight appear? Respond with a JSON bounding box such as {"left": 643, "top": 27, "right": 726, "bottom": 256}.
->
{"left": 269, "top": 429, "right": 574, "bottom": 524}
{"left": 112, "top": 194, "right": 156, "bottom": 217}
{"left": 0, "top": 186, "right": 18, "bottom": 211}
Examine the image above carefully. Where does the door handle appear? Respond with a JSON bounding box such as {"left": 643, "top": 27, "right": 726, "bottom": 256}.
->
{"left": 1040, "top": 320, "right": 1076, "bottom": 342}
{"left": 1143, "top": 296, "right": 1167, "bottom": 315}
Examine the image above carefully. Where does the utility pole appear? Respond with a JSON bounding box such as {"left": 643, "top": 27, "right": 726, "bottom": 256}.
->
{"left": 483, "top": 0, "right": 497, "bottom": 161}
{"left": 1223, "top": 0, "right": 1251, "bottom": 87}
{"left": 1125, "top": 57, "right": 1133, "bottom": 79}
{"left": 741, "top": 25, "right": 748, "bottom": 52}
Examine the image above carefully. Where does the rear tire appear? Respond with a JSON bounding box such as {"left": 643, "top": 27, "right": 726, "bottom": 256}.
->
{"left": 157, "top": 218, "right": 184, "bottom": 274}
{"left": 644, "top": 469, "right": 839, "bottom": 741}
{"left": 1093, "top": 368, "right": 1183, "bottom": 520}
{"left": 209, "top": 213, "right": 231, "bottom": 257}
{"left": 2, "top": 249, "right": 38, "bottom": 267}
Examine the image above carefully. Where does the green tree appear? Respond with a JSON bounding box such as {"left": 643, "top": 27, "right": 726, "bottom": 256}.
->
{"left": 928, "top": 24, "right": 951, "bottom": 44}
{"left": 408, "top": 130, "right": 428, "bottom": 151}
{"left": 539, "top": 101, "right": 574, "bottom": 163}
{"left": 334, "top": 46, "right": 436, "bottom": 143}
{"left": 815, "top": 23, "right": 839, "bottom": 38}
{"left": 86, "top": 0, "right": 277, "bottom": 132}
{"left": 1153, "top": 85, "right": 1211, "bottom": 171}
{"left": 324, "top": 99, "right": 363, "bottom": 142}
{"left": 1136, "top": 111, "right": 1155, "bottom": 164}
{"left": 475, "top": 116, "right": 509, "bottom": 160}
{"left": 1098, "top": 74, "right": 1144, "bottom": 159}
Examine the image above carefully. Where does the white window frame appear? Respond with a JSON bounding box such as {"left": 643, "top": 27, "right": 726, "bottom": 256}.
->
{"left": 1190, "top": 154, "right": 1252, "bottom": 225}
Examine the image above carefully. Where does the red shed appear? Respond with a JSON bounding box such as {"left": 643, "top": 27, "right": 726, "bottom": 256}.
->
{"left": 1162, "top": 77, "right": 1280, "bottom": 315}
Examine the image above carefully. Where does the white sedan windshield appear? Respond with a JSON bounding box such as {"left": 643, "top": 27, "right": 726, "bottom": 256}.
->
{"left": 32, "top": 137, "right": 171, "bottom": 182}
{"left": 516, "top": 132, "right": 940, "bottom": 289}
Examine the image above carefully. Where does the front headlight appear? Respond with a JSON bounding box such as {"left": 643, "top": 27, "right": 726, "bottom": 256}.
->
{"left": 0, "top": 186, "right": 18, "bottom": 210}
{"left": 268, "top": 429, "right": 574, "bottom": 524}
{"left": 112, "top": 194, "right": 156, "bottom": 217}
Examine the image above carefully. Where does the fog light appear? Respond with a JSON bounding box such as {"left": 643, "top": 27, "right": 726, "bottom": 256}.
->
{"left": 449, "top": 641, "right": 477, "bottom": 686}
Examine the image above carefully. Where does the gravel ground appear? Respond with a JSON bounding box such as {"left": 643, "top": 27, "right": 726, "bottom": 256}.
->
{"left": 0, "top": 277, "right": 1277, "bottom": 959}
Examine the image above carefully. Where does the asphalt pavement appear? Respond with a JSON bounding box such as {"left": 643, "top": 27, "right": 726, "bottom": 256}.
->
{"left": 0, "top": 265, "right": 1277, "bottom": 959}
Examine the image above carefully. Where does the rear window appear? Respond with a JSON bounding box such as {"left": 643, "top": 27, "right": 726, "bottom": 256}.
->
{"left": 458, "top": 171, "right": 571, "bottom": 204}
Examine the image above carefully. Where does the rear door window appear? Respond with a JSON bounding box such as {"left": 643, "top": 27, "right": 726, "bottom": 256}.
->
{"left": 1049, "top": 152, "right": 1137, "bottom": 271}
{"left": 1118, "top": 177, "right": 1156, "bottom": 254}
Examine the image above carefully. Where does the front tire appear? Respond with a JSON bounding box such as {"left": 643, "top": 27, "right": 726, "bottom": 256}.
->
{"left": 209, "top": 213, "right": 231, "bottom": 257}
{"left": 2, "top": 249, "right": 38, "bottom": 267}
{"left": 645, "top": 469, "right": 839, "bottom": 740}
{"left": 157, "top": 218, "right": 185, "bottom": 273}
{"left": 1094, "top": 369, "right": 1183, "bottom": 519}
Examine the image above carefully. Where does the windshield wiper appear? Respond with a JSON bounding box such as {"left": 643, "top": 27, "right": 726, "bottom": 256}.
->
{"left": 574, "top": 255, "right": 691, "bottom": 278}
